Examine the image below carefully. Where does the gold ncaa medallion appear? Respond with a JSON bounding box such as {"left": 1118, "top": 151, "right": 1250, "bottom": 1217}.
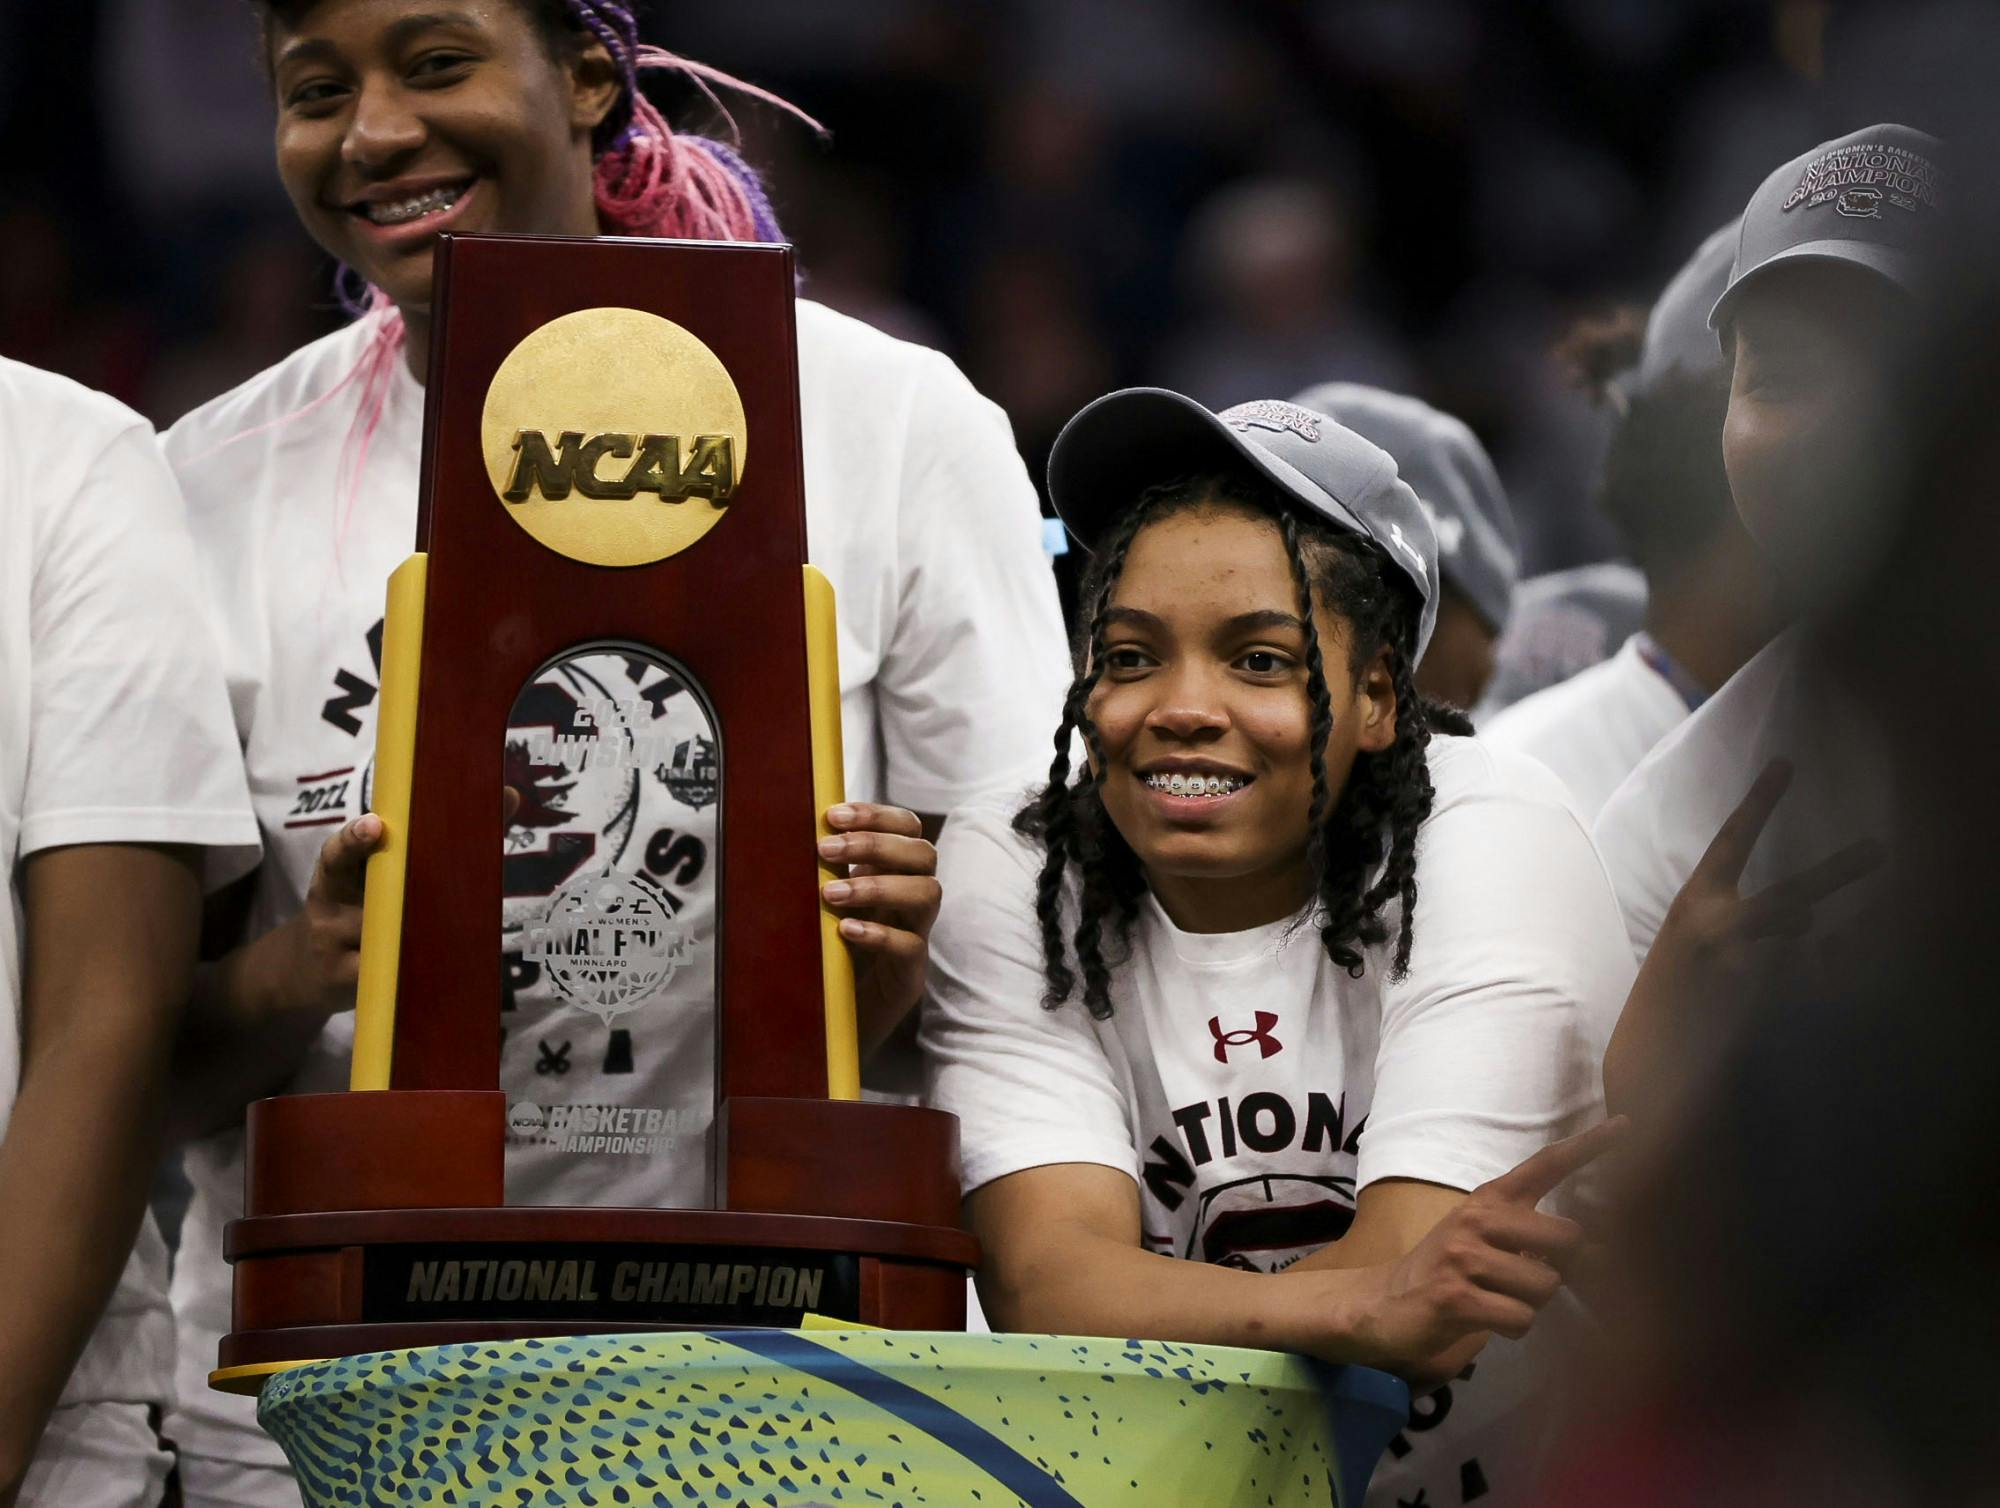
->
{"left": 481, "top": 308, "right": 749, "bottom": 567}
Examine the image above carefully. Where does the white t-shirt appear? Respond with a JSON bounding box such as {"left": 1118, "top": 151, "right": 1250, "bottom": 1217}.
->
{"left": 1481, "top": 635, "right": 1692, "bottom": 823}
{"left": 922, "top": 737, "right": 1634, "bottom": 1508}
{"left": 161, "top": 299, "right": 1070, "bottom": 1470}
{"left": 1591, "top": 631, "right": 1887, "bottom": 965}
{"left": 0, "top": 360, "right": 256, "bottom": 1442}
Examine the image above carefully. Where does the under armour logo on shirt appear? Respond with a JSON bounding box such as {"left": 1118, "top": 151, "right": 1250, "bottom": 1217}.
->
{"left": 1209, "top": 1011, "right": 1283, "bottom": 1064}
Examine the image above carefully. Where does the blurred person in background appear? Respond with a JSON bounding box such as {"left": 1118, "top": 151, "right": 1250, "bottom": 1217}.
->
{"left": 0, "top": 201, "right": 155, "bottom": 407}
{"left": 779, "top": 164, "right": 941, "bottom": 349}
{"left": 966, "top": 246, "right": 1118, "bottom": 493}
{"left": 155, "top": 4, "right": 1067, "bottom": 1502}
{"left": 1293, "top": 381, "right": 1521, "bottom": 711}
{"left": 99, "top": 0, "right": 293, "bottom": 230}
{"left": 1423, "top": 287, "right": 1626, "bottom": 580}
{"left": 1476, "top": 561, "right": 1649, "bottom": 718}
{"left": 1482, "top": 224, "right": 1780, "bottom": 820}
{"left": 142, "top": 226, "right": 331, "bottom": 426}
{"left": 951, "top": 74, "right": 1159, "bottom": 484}
{"left": 1593, "top": 123, "right": 1939, "bottom": 1122}
{"left": 1161, "top": 174, "right": 1414, "bottom": 408}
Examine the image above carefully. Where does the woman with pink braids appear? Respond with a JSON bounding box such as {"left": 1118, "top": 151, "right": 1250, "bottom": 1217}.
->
{"left": 159, "top": 4, "right": 1069, "bottom": 1502}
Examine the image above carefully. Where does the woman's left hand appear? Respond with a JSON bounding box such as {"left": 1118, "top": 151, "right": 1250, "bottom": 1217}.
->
{"left": 818, "top": 803, "right": 941, "bottom": 1057}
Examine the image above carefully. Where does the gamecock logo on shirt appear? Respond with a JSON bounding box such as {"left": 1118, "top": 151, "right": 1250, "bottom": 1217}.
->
{"left": 1191, "top": 1171, "right": 1357, "bottom": 1269}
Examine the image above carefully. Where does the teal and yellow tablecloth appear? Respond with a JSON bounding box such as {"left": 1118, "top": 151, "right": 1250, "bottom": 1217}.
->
{"left": 257, "top": 1328, "right": 1408, "bottom": 1506}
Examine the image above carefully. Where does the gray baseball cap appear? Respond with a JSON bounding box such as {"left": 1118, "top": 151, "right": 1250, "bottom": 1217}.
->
{"left": 1292, "top": 382, "right": 1518, "bottom": 635}
{"left": 1047, "top": 389, "right": 1440, "bottom": 659}
{"left": 1709, "top": 123, "right": 1943, "bottom": 333}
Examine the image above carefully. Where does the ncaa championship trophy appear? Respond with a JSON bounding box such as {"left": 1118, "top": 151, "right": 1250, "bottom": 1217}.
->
{"left": 211, "top": 234, "right": 1406, "bottom": 1508}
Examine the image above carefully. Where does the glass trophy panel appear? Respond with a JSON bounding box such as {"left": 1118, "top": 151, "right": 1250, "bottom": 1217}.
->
{"left": 499, "top": 641, "right": 720, "bottom": 1208}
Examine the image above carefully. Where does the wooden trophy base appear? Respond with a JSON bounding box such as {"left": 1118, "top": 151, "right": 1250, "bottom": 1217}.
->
{"left": 218, "top": 1090, "right": 977, "bottom": 1387}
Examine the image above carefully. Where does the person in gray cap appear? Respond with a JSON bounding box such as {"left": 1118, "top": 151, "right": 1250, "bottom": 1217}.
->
{"left": 922, "top": 387, "right": 1635, "bottom": 1508}
{"left": 1481, "top": 222, "right": 1783, "bottom": 819}
{"left": 1290, "top": 382, "right": 1520, "bottom": 710}
{"left": 1592, "top": 123, "right": 1936, "bottom": 1120}
{"left": 1476, "top": 561, "right": 1649, "bottom": 717}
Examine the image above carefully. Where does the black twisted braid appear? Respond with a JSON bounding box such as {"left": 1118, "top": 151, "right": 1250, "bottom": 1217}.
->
{"left": 1312, "top": 630, "right": 1473, "bottom": 978}
{"left": 1278, "top": 511, "right": 1335, "bottom": 917}
{"left": 1020, "top": 469, "right": 1471, "bottom": 1016}
{"left": 1015, "top": 501, "right": 1154, "bottom": 1013}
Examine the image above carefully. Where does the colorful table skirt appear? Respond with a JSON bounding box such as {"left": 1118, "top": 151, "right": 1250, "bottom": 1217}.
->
{"left": 259, "top": 1328, "right": 1408, "bottom": 1507}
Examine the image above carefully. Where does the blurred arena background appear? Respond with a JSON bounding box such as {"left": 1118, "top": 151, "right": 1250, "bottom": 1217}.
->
{"left": 0, "top": 0, "right": 1980, "bottom": 608}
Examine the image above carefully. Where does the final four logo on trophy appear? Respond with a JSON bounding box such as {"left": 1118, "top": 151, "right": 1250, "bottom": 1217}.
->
{"left": 522, "top": 865, "right": 690, "bottom": 1026}
{"left": 481, "top": 307, "right": 750, "bottom": 568}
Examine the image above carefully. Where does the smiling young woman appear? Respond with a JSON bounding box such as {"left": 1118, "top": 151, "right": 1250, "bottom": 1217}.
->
{"left": 253, "top": 0, "right": 790, "bottom": 362}
{"left": 157, "top": 3, "right": 1070, "bottom": 1502}
{"left": 266, "top": 0, "right": 614, "bottom": 330}
{"left": 920, "top": 390, "right": 1636, "bottom": 1508}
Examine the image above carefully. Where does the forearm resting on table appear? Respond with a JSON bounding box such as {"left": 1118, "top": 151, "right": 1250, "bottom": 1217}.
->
{"left": 971, "top": 1165, "right": 1381, "bottom": 1361}
{"left": 982, "top": 1225, "right": 1383, "bottom": 1356}
{"left": 168, "top": 913, "right": 333, "bottom": 1142}
{"left": 1288, "top": 1178, "right": 1468, "bottom": 1273}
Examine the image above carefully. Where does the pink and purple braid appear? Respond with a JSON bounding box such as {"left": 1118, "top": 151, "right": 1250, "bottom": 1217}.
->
{"left": 563, "top": 0, "right": 807, "bottom": 241}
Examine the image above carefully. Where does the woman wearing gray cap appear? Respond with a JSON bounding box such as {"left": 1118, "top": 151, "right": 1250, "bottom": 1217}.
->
{"left": 922, "top": 389, "right": 1633, "bottom": 1507}
{"left": 1592, "top": 125, "right": 1934, "bottom": 1120}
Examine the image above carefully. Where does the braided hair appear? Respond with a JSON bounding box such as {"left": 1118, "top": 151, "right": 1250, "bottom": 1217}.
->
{"left": 1017, "top": 471, "right": 1471, "bottom": 1020}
